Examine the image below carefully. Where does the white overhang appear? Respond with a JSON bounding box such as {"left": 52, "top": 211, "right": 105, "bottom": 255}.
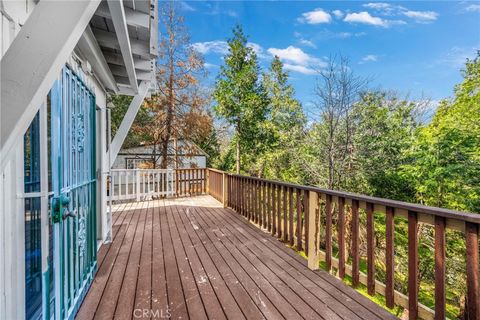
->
{"left": 79, "top": 0, "right": 158, "bottom": 95}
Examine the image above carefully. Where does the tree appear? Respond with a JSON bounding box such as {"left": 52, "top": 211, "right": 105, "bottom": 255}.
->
{"left": 401, "top": 52, "right": 480, "bottom": 317}
{"left": 109, "top": 2, "right": 215, "bottom": 169}
{"left": 213, "top": 25, "right": 269, "bottom": 173}
{"left": 260, "top": 56, "right": 306, "bottom": 181}
{"left": 403, "top": 52, "right": 480, "bottom": 212}
{"left": 109, "top": 95, "right": 153, "bottom": 149}
{"left": 154, "top": 1, "right": 207, "bottom": 168}
{"left": 300, "top": 55, "right": 368, "bottom": 189}
{"left": 350, "top": 91, "right": 420, "bottom": 200}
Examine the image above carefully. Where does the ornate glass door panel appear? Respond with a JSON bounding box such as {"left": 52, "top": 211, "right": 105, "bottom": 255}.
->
{"left": 50, "top": 66, "right": 97, "bottom": 320}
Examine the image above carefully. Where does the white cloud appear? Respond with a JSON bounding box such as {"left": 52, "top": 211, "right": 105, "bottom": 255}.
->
{"left": 466, "top": 4, "right": 480, "bottom": 12}
{"left": 298, "top": 8, "right": 332, "bottom": 24}
{"left": 204, "top": 62, "right": 217, "bottom": 69}
{"left": 226, "top": 10, "right": 238, "bottom": 17}
{"left": 436, "top": 46, "right": 478, "bottom": 68}
{"left": 344, "top": 11, "right": 388, "bottom": 26}
{"left": 191, "top": 41, "right": 228, "bottom": 55}
{"left": 283, "top": 64, "right": 317, "bottom": 75}
{"left": 267, "top": 46, "right": 318, "bottom": 66}
{"left": 267, "top": 46, "right": 325, "bottom": 75}
{"left": 344, "top": 11, "right": 406, "bottom": 27}
{"left": 362, "top": 3, "right": 406, "bottom": 15}
{"left": 332, "top": 10, "right": 344, "bottom": 18}
{"left": 247, "top": 42, "right": 268, "bottom": 59}
{"left": 180, "top": 1, "right": 196, "bottom": 12}
{"left": 360, "top": 54, "right": 379, "bottom": 64}
{"left": 299, "top": 39, "right": 317, "bottom": 48}
{"left": 191, "top": 41, "right": 266, "bottom": 58}
{"left": 363, "top": 3, "right": 393, "bottom": 10}
{"left": 403, "top": 10, "right": 438, "bottom": 23}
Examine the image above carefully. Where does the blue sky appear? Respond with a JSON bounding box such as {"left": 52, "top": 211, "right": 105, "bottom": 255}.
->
{"left": 179, "top": 1, "right": 480, "bottom": 115}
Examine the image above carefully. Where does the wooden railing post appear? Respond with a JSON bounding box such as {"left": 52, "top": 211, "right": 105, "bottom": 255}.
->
{"left": 307, "top": 190, "right": 319, "bottom": 270}
{"left": 135, "top": 169, "right": 140, "bottom": 201}
{"left": 222, "top": 172, "right": 228, "bottom": 208}
{"left": 466, "top": 222, "right": 479, "bottom": 320}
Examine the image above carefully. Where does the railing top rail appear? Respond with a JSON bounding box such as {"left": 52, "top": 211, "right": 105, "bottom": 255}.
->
{"left": 111, "top": 168, "right": 174, "bottom": 172}
{"left": 207, "top": 168, "right": 225, "bottom": 174}
{"left": 211, "top": 169, "right": 480, "bottom": 224}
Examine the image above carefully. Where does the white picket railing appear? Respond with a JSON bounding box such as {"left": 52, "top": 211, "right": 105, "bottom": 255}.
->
{"left": 109, "top": 169, "right": 175, "bottom": 202}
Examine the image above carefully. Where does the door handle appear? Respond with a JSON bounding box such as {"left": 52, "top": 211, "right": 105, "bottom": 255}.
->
{"left": 52, "top": 194, "right": 71, "bottom": 223}
{"left": 62, "top": 209, "right": 77, "bottom": 220}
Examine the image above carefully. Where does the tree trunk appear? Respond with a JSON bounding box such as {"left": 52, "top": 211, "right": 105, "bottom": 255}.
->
{"left": 160, "top": 6, "right": 175, "bottom": 169}
{"left": 174, "top": 137, "right": 178, "bottom": 169}
{"left": 152, "top": 143, "right": 157, "bottom": 169}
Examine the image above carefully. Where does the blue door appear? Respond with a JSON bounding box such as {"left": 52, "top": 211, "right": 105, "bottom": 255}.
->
{"left": 50, "top": 66, "right": 97, "bottom": 320}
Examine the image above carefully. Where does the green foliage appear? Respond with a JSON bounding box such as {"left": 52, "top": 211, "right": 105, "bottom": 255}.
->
{"left": 211, "top": 48, "right": 479, "bottom": 318}
{"left": 259, "top": 56, "right": 306, "bottom": 182}
{"left": 109, "top": 95, "right": 152, "bottom": 149}
{"left": 402, "top": 53, "right": 480, "bottom": 213}
{"left": 350, "top": 91, "right": 420, "bottom": 201}
{"left": 213, "top": 25, "right": 269, "bottom": 173}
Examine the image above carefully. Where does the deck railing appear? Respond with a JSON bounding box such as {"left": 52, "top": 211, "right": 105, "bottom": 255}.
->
{"left": 109, "top": 168, "right": 207, "bottom": 202}
{"left": 206, "top": 169, "right": 480, "bottom": 320}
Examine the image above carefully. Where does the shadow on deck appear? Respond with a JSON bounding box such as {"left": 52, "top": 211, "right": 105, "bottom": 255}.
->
{"left": 76, "top": 195, "right": 395, "bottom": 320}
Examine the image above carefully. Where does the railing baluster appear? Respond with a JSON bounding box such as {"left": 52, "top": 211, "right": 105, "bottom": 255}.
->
{"left": 258, "top": 180, "right": 262, "bottom": 226}
{"left": 325, "top": 194, "right": 332, "bottom": 272}
{"left": 277, "top": 185, "right": 282, "bottom": 239}
{"left": 338, "top": 197, "right": 345, "bottom": 279}
{"left": 408, "top": 211, "right": 418, "bottom": 319}
{"left": 366, "top": 202, "right": 375, "bottom": 296}
{"left": 289, "top": 187, "right": 294, "bottom": 246}
{"left": 296, "top": 189, "right": 302, "bottom": 251}
{"left": 352, "top": 199, "right": 360, "bottom": 288}
{"left": 435, "top": 216, "right": 446, "bottom": 320}
{"left": 272, "top": 184, "right": 277, "bottom": 236}
{"left": 386, "top": 206, "right": 395, "bottom": 309}
{"left": 240, "top": 177, "right": 244, "bottom": 215}
{"left": 263, "top": 181, "right": 267, "bottom": 229}
{"left": 304, "top": 190, "right": 309, "bottom": 255}
{"left": 267, "top": 182, "right": 272, "bottom": 232}
{"left": 466, "top": 222, "right": 479, "bottom": 320}
{"left": 255, "top": 179, "right": 259, "bottom": 224}
{"left": 284, "top": 186, "right": 288, "bottom": 242}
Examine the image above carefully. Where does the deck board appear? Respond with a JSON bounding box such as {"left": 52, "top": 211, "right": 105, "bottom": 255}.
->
{"left": 76, "top": 196, "right": 397, "bottom": 320}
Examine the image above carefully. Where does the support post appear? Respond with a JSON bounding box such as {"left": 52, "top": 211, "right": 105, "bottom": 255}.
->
{"left": 222, "top": 173, "right": 228, "bottom": 208}
{"left": 136, "top": 169, "right": 141, "bottom": 202}
{"left": 109, "top": 81, "right": 149, "bottom": 164}
{"left": 307, "top": 190, "right": 319, "bottom": 270}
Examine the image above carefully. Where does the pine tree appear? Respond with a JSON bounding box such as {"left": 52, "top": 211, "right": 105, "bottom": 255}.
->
{"left": 261, "top": 56, "right": 305, "bottom": 181}
{"left": 213, "top": 25, "right": 268, "bottom": 173}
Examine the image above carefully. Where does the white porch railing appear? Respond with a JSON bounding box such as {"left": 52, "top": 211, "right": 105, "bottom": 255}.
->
{"left": 109, "top": 169, "right": 175, "bottom": 201}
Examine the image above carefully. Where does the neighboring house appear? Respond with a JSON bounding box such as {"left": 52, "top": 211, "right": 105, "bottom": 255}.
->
{"left": 113, "top": 140, "right": 207, "bottom": 169}
{"left": 0, "top": 1, "right": 158, "bottom": 319}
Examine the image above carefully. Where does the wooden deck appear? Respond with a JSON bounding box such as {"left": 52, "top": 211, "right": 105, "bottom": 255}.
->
{"left": 76, "top": 195, "right": 396, "bottom": 320}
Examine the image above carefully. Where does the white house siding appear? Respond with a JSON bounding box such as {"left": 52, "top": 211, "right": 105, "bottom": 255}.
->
{"left": 0, "top": 3, "right": 109, "bottom": 318}
{"left": 0, "top": 0, "right": 36, "bottom": 57}
{"left": 112, "top": 142, "right": 207, "bottom": 169}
